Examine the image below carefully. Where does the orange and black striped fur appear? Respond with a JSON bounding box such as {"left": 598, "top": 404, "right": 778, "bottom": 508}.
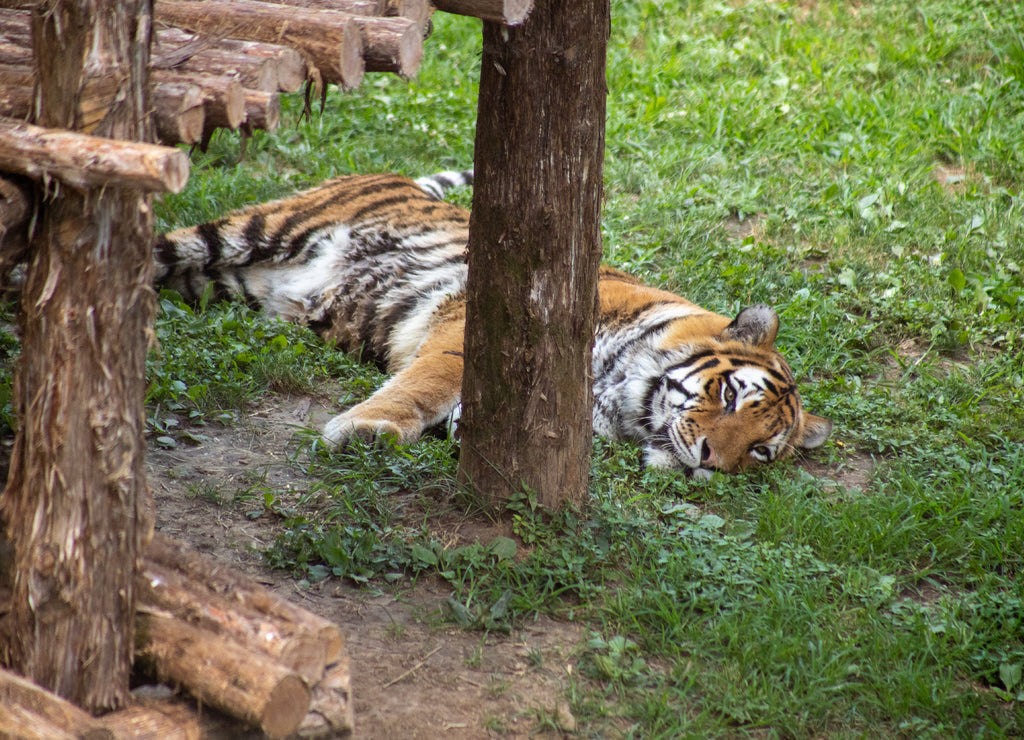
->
{"left": 156, "top": 172, "right": 831, "bottom": 479}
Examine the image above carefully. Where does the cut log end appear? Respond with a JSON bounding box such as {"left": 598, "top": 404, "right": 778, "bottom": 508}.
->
{"left": 244, "top": 90, "right": 281, "bottom": 133}
{"left": 338, "top": 21, "right": 366, "bottom": 90}
{"left": 356, "top": 16, "right": 423, "bottom": 78}
{"left": 153, "top": 149, "right": 191, "bottom": 194}
{"left": 262, "top": 674, "right": 313, "bottom": 740}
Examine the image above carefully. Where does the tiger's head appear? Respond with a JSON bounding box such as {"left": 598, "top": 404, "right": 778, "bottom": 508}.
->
{"left": 642, "top": 305, "right": 831, "bottom": 479}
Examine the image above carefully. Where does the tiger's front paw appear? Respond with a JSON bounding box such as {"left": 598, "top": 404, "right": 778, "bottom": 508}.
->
{"left": 322, "top": 408, "right": 421, "bottom": 448}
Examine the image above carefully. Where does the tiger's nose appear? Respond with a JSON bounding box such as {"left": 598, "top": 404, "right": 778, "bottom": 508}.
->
{"left": 700, "top": 439, "right": 718, "bottom": 467}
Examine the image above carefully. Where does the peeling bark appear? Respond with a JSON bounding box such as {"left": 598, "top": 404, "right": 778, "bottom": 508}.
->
{"left": 0, "top": 0, "right": 157, "bottom": 713}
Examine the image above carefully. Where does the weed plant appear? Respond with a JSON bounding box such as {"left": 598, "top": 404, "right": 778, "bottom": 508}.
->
{"left": 5, "top": 0, "right": 1016, "bottom": 735}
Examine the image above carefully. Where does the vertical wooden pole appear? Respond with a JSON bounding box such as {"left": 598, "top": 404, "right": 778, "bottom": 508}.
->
{"left": 0, "top": 0, "right": 156, "bottom": 712}
{"left": 457, "top": 0, "right": 609, "bottom": 508}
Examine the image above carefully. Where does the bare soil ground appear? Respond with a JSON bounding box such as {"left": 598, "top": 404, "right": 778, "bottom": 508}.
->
{"left": 146, "top": 394, "right": 586, "bottom": 739}
{"left": 147, "top": 391, "right": 875, "bottom": 739}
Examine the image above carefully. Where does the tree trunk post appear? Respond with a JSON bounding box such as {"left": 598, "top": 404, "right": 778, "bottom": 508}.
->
{"left": 457, "top": 0, "right": 608, "bottom": 509}
{"left": 0, "top": 0, "right": 156, "bottom": 712}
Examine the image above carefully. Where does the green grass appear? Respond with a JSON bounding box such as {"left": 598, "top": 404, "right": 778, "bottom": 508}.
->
{"left": 4, "top": 0, "right": 1020, "bottom": 736}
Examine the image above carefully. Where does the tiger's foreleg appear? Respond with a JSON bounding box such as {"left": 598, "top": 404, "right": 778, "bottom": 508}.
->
{"left": 322, "top": 304, "right": 465, "bottom": 448}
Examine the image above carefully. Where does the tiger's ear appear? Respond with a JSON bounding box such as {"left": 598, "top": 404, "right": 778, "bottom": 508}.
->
{"left": 720, "top": 304, "right": 779, "bottom": 348}
{"left": 795, "top": 412, "right": 832, "bottom": 449}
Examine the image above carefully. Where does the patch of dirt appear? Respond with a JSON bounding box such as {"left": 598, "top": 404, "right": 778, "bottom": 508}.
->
{"left": 932, "top": 164, "right": 971, "bottom": 194}
{"left": 722, "top": 212, "right": 767, "bottom": 242}
{"left": 147, "top": 395, "right": 584, "bottom": 739}
{"left": 800, "top": 450, "right": 875, "bottom": 494}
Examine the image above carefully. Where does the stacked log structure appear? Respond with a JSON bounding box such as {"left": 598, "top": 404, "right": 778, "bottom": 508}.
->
{"left": 0, "top": 0, "right": 534, "bottom": 150}
{"left": 1, "top": 533, "right": 354, "bottom": 739}
{"left": 0, "top": 0, "right": 535, "bottom": 735}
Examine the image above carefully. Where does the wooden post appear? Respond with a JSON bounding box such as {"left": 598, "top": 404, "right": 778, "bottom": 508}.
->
{"left": 457, "top": 0, "right": 607, "bottom": 508}
{"left": 0, "top": 0, "right": 168, "bottom": 713}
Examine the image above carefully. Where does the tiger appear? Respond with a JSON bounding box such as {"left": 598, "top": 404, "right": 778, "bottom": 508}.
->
{"left": 155, "top": 171, "right": 832, "bottom": 479}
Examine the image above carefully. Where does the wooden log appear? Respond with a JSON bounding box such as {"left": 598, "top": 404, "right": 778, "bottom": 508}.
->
{"left": 0, "top": 173, "right": 31, "bottom": 238}
{"left": 384, "top": 0, "right": 434, "bottom": 34}
{"left": 0, "top": 9, "right": 31, "bottom": 40}
{"left": 155, "top": 0, "right": 365, "bottom": 90}
{"left": 286, "top": 0, "right": 383, "bottom": 12}
{"left": 0, "top": 667, "right": 114, "bottom": 740}
{"left": 152, "top": 69, "right": 245, "bottom": 130}
{"left": 243, "top": 88, "right": 281, "bottom": 132}
{"left": 257, "top": 0, "right": 422, "bottom": 76}
{"left": 167, "top": 30, "right": 309, "bottom": 93}
{"left": 155, "top": 27, "right": 308, "bottom": 93}
{"left": 434, "top": 0, "right": 532, "bottom": 24}
{"left": 296, "top": 657, "right": 355, "bottom": 738}
{"left": 137, "top": 610, "right": 311, "bottom": 740}
{"left": 0, "top": 41, "right": 30, "bottom": 68}
{"left": 0, "top": 83, "right": 30, "bottom": 120}
{"left": 137, "top": 558, "right": 327, "bottom": 684}
{"left": 0, "top": 174, "right": 32, "bottom": 278}
{"left": 0, "top": 62, "right": 33, "bottom": 88}
{"left": 146, "top": 532, "right": 344, "bottom": 663}
{"left": 1, "top": 704, "right": 79, "bottom": 740}
{"left": 102, "top": 695, "right": 274, "bottom": 740}
{"left": 155, "top": 36, "right": 279, "bottom": 93}
{"left": 0, "top": 72, "right": 209, "bottom": 145}
{"left": 101, "top": 699, "right": 204, "bottom": 740}
{"left": 0, "top": 117, "right": 190, "bottom": 192}
{"left": 350, "top": 14, "right": 422, "bottom": 77}
{"left": 150, "top": 79, "right": 207, "bottom": 145}
{"left": 0, "top": 10, "right": 307, "bottom": 92}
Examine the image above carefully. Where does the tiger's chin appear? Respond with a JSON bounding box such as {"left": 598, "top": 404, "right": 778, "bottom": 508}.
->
{"left": 643, "top": 447, "right": 715, "bottom": 480}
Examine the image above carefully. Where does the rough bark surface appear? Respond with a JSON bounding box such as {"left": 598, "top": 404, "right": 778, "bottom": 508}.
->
{"left": 457, "top": 0, "right": 608, "bottom": 508}
{"left": 0, "top": 0, "right": 157, "bottom": 713}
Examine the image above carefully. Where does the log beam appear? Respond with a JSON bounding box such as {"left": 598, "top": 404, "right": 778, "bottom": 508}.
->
{"left": 265, "top": 0, "right": 423, "bottom": 76}
{"left": 136, "top": 557, "right": 327, "bottom": 684}
{"left": 146, "top": 532, "right": 344, "bottom": 663}
{"left": 152, "top": 69, "right": 245, "bottom": 130}
{"left": 0, "top": 83, "right": 30, "bottom": 120}
{"left": 155, "top": 0, "right": 365, "bottom": 89}
{"left": 0, "top": 173, "right": 32, "bottom": 282}
{"left": 101, "top": 699, "right": 205, "bottom": 740}
{"left": 150, "top": 78, "right": 207, "bottom": 145}
{"left": 351, "top": 13, "right": 422, "bottom": 77}
{"left": 243, "top": 88, "right": 281, "bottom": 132}
{"left": 155, "top": 27, "right": 308, "bottom": 93}
{"left": 434, "top": 0, "right": 533, "bottom": 24}
{"left": 0, "top": 117, "right": 190, "bottom": 192}
{"left": 385, "top": 0, "right": 434, "bottom": 34}
{"left": 155, "top": 35, "right": 279, "bottom": 93}
{"left": 136, "top": 610, "right": 311, "bottom": 740}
